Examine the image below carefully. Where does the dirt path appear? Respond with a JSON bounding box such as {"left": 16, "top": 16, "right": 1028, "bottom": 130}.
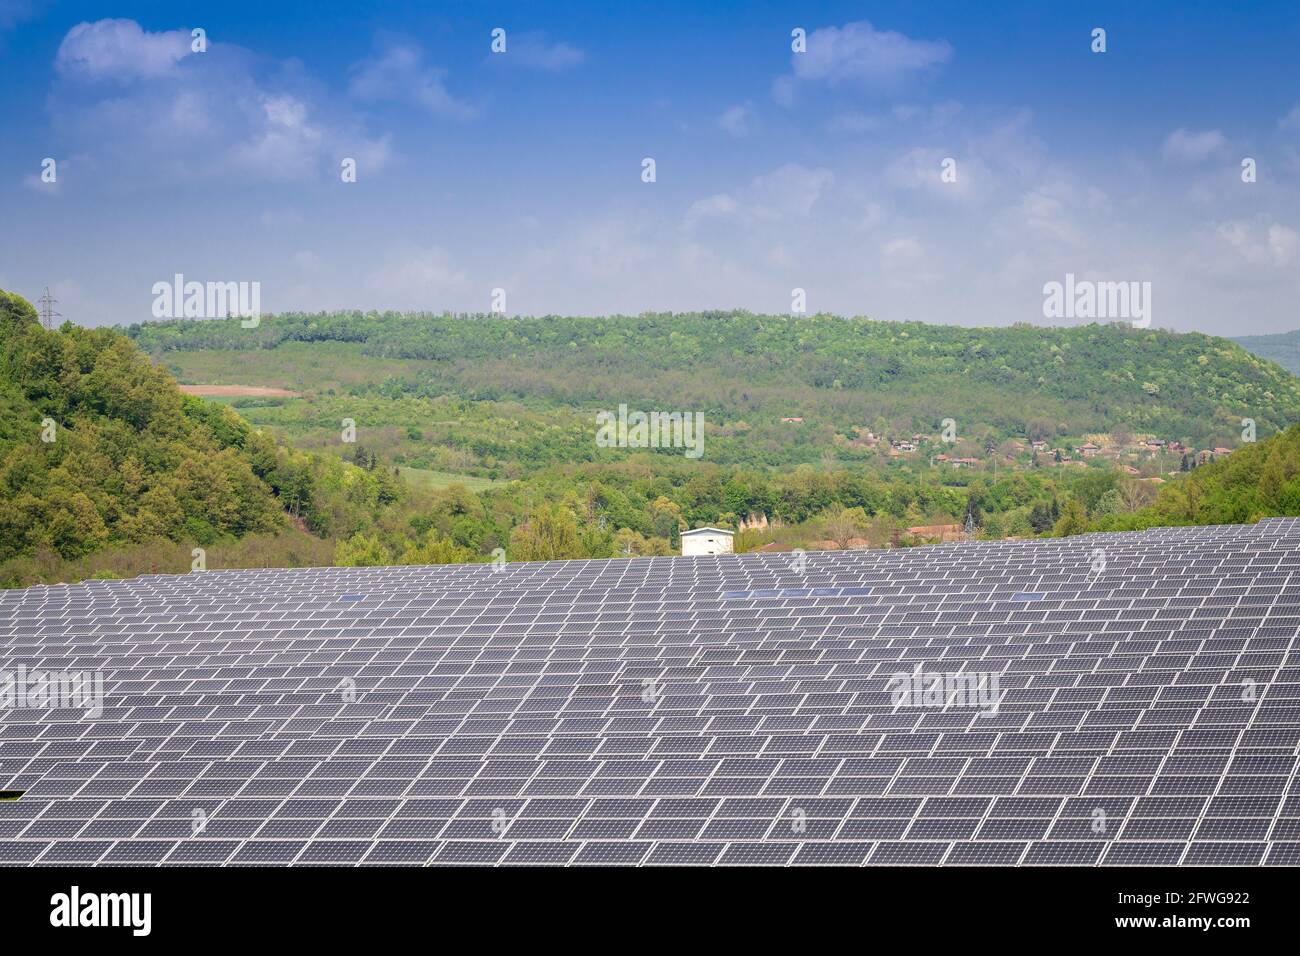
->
{"left": 179, "top": 384, "right": 302, "bottom": 398}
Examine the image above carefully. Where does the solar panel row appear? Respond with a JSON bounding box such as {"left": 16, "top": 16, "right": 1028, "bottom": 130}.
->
{"left": 2, "top": 519, "right": 1300, "bottom": 865}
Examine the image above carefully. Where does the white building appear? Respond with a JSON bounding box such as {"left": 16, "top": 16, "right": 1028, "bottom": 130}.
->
{"left": 680, "top": 527, "right": 734, "bottom": 556}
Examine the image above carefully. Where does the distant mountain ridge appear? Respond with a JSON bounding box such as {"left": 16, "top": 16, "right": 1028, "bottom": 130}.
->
{"left": 1233, "top": 329, "right": 1300, "bottom": 376}
{"left": 129, "top": 310, "right": 1300, "bottom": 455}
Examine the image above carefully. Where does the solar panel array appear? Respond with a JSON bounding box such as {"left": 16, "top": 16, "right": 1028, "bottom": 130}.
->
{"left": 3, "top": 518, "right": 1300, "bottom": 866}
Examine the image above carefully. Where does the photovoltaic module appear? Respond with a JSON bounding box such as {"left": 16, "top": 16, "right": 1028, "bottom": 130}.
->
{"left": 2, "top": 519, "right": 1299, "bottom": 866}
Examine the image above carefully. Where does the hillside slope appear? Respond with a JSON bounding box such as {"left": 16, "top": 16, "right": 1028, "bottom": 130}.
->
{"left": 0, "top": 290, "right": 405, "bottom": 583}
{"left": 130, "top": 311, "right": 1300, "bottom": 462}
{"left": 1094, "top": 422, "right": 1300, "bottom": 531}
{"left": 0, "top": 290, "right": 285, "bottom": 561}
{"left": 1233, "top": 329, "right": 1300, "bottom": 376}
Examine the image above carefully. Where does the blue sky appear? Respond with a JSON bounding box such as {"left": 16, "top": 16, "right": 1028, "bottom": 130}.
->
{"left": 2, "top": 0, "right": 1299, "bottom": 332}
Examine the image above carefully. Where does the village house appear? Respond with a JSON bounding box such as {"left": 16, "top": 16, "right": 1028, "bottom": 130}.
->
{"left": 680, "top": 527, "right": 734, "bottom": 556}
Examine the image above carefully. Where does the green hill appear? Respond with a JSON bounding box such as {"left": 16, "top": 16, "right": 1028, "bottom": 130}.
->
{"left": 1094, "top": 423, "right": 1300, "bottom": 531}
{"left": 8, "top": 296, "right": 1300, "bottom": 586}
{"left": 0, "top": 290, "right": 281, "bottom": 560}
{"left": 130, "top": 310, "right": 1300, "bottom": 470}
{"left": 1233, "top": 329, "right": 1300, "bottom": 376}
{"left": 0, "top": 290, "right": 406, "bottom": 585}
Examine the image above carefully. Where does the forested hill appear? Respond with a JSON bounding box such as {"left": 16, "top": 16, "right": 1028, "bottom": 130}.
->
{"left": 8, "top": 291, "right": 1300, "bottom": 587}
{"left": 1233, "top": 329, "right": 1300, "bottom": 376}
{"left": 0, "top": 290, "right": 399, "bottom": 573}
{"left": 1094, "top": 422, "right": 1300, "bottom": 531}
{"left": 0, "top": 289, "right": 279, "bottom": 559}
{"left": 129, "top": 310, "right": 1300, "bottom": 450}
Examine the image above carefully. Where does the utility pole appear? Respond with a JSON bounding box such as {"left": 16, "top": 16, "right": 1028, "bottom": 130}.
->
{"left": 38, "top": 287, "right": 62, "bottom": 331}
{"left": 964, "top": 506, "right": 976, "bottom": 542}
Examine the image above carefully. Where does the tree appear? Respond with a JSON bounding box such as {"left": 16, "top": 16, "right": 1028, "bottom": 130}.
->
{"left": 509, "top": 504, "right": 583, "bottom": 561}
{"left": 1053, "top": 499, "right": 1089, "bottom": 536}
{"left": 334, "top": 533, "right": 392, "bottom": 566}
{"left": 1028, "top": 503, "right": 1053, "bottom": 533}
{"left": 648, "top": 496, "right": 685, "bottom": 546}
{"left": 398, "top": 533, "right": 475, "bottom": 565}
{"left": 823, "top": 503, "right": 867, "bottom": 549}
{"left": 1026, "top": 419, "right": 1055, "bottom": 442}
{"left": 612, "top": 527, "right": 672, "bottom": 557}
{"left": 1118, "top": 478, "right": 1154, "bottom": 512}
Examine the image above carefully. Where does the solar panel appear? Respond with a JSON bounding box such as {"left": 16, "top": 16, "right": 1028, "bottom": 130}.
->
{"left": 2, "top": 517, "right": 1300, "bottom": 865}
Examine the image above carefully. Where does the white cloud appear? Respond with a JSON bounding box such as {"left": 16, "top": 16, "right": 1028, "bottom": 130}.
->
{"left": 827, "top": 111, "right": 881, "bottom": 134}
{"left": 349, "top": 43, "right": 475, "bottom": 119}
{"left": 1279, "top": 104, "right": 1300, "bottom": 132}
{"left": 686, "top": 163, "right": 834, "bottom": 229}
{"left": 21, "top": 157, "right": 63, "bottom": 195}
{"left": 493, "top": 32, "right": 585, "bottom": 71}
{"left": 893, "top": 99, "right": 963, "bottom": 127}
{"left": 771, "top": 75, "right": 797, "bottom": 108}
{"left": 745, "top": 164, "right": 834, "bottom": 219}
{"left": 21, "top": 173, "right": 59, "bottom": 195}
{"left": 879, "top": 235, "right": 942, "bottom": 286}
{"left": 718, "top": 102, "right": 757, "bottom": 138}
{"left": 226, "top": 94, "right": 325, "bottom": 180}
{"left": 857, "top": 201, "right": 885, "bottom": 231}
{"left": 46, "top": 20, "right": 391, "bottom": 186}
{"left": 685, "top": 193, "right": 739, "bottom": 227}
{"left": 1213, "top": 218, "right": 1299, "bottom": 267}
{"left": 368, "top": 246, "right": 470, "bottom": 303}
{"left": 56, "top": 19, "right": 193, "bottom": 82}
{"left": 788, "top": 20, "right": 952, "bottom": 90}
{"left": 885, "top": 147, "right": 984, "bottom": 201}
{"left": 882, "top": 236, "right": 923, "bottom": 265}
{"left": 1009, "top": 188, "right": 1078, "bottom": 244}
{"left": 507, "top": 213, "right": 776, "bottom": 315}
{"left": 1161, "top": 127, "right": 1226, "bottom": 163}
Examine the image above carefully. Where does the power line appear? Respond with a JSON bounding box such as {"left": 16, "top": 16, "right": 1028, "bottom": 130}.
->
{"left": 38, "top": 287, "right": 62, "bottom": 331}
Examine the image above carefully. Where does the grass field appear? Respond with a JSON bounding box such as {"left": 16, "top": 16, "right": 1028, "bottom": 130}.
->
{"left": 397, "top": 467, "right": 506, "bottom": 493}
{"left": 159, "top": 341, "right": 429, "bottom": 392}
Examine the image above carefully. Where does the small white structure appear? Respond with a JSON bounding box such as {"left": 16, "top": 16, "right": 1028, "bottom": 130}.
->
{"left": 681, "top": 527, "right": 734, "bottom": 556}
